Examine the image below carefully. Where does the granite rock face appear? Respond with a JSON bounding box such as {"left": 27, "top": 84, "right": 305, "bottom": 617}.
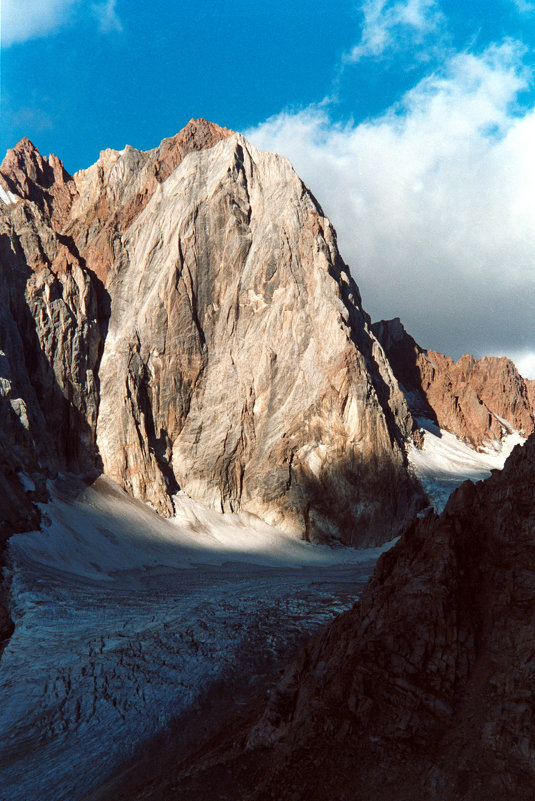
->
{"left": 66, "top": 118, "right": 234, "bottom": 285}
{"left": 94, "top": 133, "right": 421, "bottom": 543}
{"left": 0, "top": 137, "right": 107, "bottom": 530}
{"left": 245, "top": 433, "right": 535, "bottom": 801}
{"left": 0, "top": 121, "right": 423, "bottom": 548}
{"left": 373, "top": 316, "right": 535, "bottom": 447}
{"left": 0, "top": 192, "right": 104, "bottom": 474}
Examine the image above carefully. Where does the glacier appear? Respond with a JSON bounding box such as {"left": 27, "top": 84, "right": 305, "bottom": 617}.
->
{"left": 0, "top": 476, "right": 386, "bottom": 801}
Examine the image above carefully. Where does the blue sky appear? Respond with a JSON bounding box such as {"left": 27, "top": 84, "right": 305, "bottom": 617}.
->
{"left": 2, "top": 1, "right": 357, "bottom": 170}
{"left": 3, "top": 1, "right": 534, "bottom": 172}
{"left": 2, "top": 0, "right": 535, "bottom": 374}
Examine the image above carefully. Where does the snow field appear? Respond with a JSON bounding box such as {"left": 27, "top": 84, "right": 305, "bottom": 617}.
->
{"left": 409, "top": 416, "right": 525, "bottom": 512}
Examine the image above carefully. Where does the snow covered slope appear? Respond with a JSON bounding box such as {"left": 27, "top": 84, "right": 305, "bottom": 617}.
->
{"left": 0, "top": 476, "right": 387, "bottom": 801}
{"left": 409, "top": 417, "right": 525, "bottom": 512}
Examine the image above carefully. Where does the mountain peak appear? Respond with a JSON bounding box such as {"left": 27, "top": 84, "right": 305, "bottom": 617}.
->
{"left": 12, "top": 136, "right": 39, "bottom": 153}
{"left": 0, "top": 136, "right": 77, "bottom": 232}
{"left": 152, "top": 117, "right": 234, "bottom": 183}
{"left": 1, "top": 136, "right": 73, "bottom": 199}
{"left": 0, "top": 120, "right": 423, "bottom": 543}
{"left": 1, "top": 136, "right": 46, "bottom": 178}
{"left": 67, "top": 118, "right": 238, "bottom": 284}
{"left": 184, "top": 116, "right": 235, "bottom": 137}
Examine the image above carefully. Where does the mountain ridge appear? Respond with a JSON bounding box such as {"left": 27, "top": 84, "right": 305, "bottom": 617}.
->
{"left": 372, "top": 316, "right": 535, "bottom": 448}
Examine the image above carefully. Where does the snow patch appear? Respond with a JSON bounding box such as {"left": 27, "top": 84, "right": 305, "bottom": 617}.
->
{"left": 409, "top": 417, "right": 525, "bottom": 512}
{"left": 0, "top": 186, "right": 19, "bottom": 205}
{"left": 10, "top": 476, "right": 385, "bottom": 582}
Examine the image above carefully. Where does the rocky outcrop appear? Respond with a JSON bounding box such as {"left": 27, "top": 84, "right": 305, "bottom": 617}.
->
{"left": 372, "top": 316, "right": 535, "bottom": 448}
{"left": 244, "top": 433, "right": 535, "bottom": 801}
{"left": 0, "top": 136, "right": 77, "bottom": 229}
{"left": 0, "top": 145, "right": 107, "bottom": 652}
{"left": 0, "top": 197, "right": 104, "bottom": 473}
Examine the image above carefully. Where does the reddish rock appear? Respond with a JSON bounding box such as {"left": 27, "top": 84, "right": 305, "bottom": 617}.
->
{"left": 526, "top": 379, "right": 535, "bottom": 414}
{"left": 373, "top": 317, "right": 535, "bottom": 447}
{"left": 65, "top": 118, "right": 234, "bottom": 284}
{"left": 0, "top": 137, "right": 78, "bottom": 228}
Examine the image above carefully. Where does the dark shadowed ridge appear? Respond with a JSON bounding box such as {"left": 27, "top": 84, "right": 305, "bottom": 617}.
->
{"left": 238, "top": 433, "right": 535, "bottom": 801}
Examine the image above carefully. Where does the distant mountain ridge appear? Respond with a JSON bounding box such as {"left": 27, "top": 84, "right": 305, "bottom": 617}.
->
{"left": 372, "top": 316, "right": 535, "bottom": 448}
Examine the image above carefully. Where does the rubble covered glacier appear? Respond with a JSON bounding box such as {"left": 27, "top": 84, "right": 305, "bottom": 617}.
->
{"left": 0, "top": 476, "right": 387, "bottom": 801}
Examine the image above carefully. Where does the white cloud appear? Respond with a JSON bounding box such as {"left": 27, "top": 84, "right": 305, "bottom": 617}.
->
{"left": 92, "top": 0, "right": 122, "bottom": 34}
{"left": 504, "top": 351, "right": 535, "bottom": 379}
{"left": 1, "top": 0, "right": 79, "bottom": 45}
{"left": 511, "top": 0, "right": 535, "bottom": 13}
{"left": 246, "top": 40, "right": 535, "bottom": 376}
{"left": 347, "top": 0, "right": 446, "bottom": 61}
{"left": 1, "top": 0, "right": 122, "bottom": 45}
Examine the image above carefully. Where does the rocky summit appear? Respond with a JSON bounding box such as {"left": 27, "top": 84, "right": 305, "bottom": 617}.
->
{"left": 0, "top": 119, "right": 424, "bottom": 549}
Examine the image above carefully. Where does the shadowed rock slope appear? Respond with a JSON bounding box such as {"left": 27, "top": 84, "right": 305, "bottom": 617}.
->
{"left": 372, "top": 316, "right": 535, "bottom": 448}
{"left": 241, "top": 433, "right": 535, "bottom": 801}
{"left": 0, "top": 121, "right": 424, "bottom": 547}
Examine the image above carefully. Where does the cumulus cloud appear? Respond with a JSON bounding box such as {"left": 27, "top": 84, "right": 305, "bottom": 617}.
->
{"left": 1, "top": 0, "right": 122, "bottom": 45}
{"left": 247, "top": 40, "right": 535, "bottom": 376}
{"left": 347, "top": 0, "right": 446, "bottom": 61}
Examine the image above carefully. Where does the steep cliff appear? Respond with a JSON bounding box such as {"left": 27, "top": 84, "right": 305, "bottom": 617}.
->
{"left": 244, "top": 434, "right": 535, "bottom": 801}
{"left": 93, "top": 132, "right": 421, "bottom": 543}
{"left": 0, "top": 150, "right": 105, "bottom": 649}
{"left": 372, "top": 316, "right": 535, "bottom": 447}
{"left": 0, "top": 121, "right": 424, "bottom": 547}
